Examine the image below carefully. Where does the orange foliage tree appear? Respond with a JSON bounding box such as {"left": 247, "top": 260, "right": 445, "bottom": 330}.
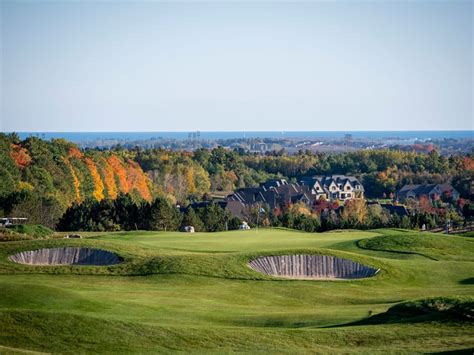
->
{"left": 68, "top": 147, "right": 84, "bottom": 159}
{"left": 100, "top": 157, "right": 118, "bottom": 199}
{"left": 10, "top": 144, "right": 32, "bottom": 169}
{"left": 126, "top": 159, "right": 152, "bottom": 201}
{"left": 108, "top": 155, "right": 129, "bottom": 194}
{"left": 463, "top": 157, "right": 474, "bottom": 172}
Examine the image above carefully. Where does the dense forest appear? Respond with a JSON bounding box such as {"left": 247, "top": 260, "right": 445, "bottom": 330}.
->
{"left": 0, "top": 133, "right": 472, "bottom": 230}
{"left": 0, "top": 134, "right": 153, "bottom": 227}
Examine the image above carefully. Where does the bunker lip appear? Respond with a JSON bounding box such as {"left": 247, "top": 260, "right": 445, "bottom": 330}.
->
{"left": 9, "top": 247, "right": 122, "bottom": 266}
{"left": 249, "top": 254, "right": 379, "bottom": 280}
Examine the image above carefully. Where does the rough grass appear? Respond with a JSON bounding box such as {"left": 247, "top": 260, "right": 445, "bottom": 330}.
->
{"left": 357, "top": 229, "right": 474, "bottom": 261}
{"left": 1, "top": 224, "right": 54, "bottom": 242}
{"left": 7, "top": 224, "right": 54, "bottom": 238}
{"left": 0, "top": 229, "right": 33, "bottom": 242}
{"left": 0, "top": 228, "right": 473, "bottom": 353}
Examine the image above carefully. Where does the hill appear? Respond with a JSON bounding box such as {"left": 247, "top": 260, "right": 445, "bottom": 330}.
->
{"left": 0, "top": 228, "right": 473, "bottom": 353}
{"left": 0, "top": 134, "right": 153, "bottom": 227}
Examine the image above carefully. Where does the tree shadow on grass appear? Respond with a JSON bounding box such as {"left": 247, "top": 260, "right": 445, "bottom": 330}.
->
{"left": 459, "top": 277, "right": 474, "bottom": 285}
{"left": 433, "top": 348, "right": 474, "bottom": 354}
{"left": 326, "top": 298, "right": 473, "bottom": 328}
{"left": 325, "top": 312, "right": 450, "bottom": 328}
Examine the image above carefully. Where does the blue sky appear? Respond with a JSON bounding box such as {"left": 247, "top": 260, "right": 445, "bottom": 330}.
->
{"left": 1, "top": 1, "right": 472, "bottom": 132}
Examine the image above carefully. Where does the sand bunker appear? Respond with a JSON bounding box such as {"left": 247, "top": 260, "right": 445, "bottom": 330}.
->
{"left": 9, "top": 247, "right": 121, "bottom": 266}
{"left": 249, "top": 254, "right": 379, "bottom": 279}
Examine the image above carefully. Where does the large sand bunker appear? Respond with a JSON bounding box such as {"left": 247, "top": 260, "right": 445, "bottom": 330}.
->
{"left": 249, "top": 254, "right": 379, "bottom": 279}
{"left": 9, "top": 247, "right": 121, "bottom": 266}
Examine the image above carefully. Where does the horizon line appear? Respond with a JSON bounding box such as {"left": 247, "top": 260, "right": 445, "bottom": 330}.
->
{"left": 4, "top": 129, "right": 474, "bottom": 134}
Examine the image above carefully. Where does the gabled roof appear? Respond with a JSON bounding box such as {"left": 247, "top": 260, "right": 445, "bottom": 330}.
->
{"left": 300, "top": 175, "right": 364, "bottom": 192}
{"left": 260, "top": 179, "right": 288, "bottom": 190}
{"left": 397, "top": 183, "right": 457, "bottom": 199}
{"left": 380, "top": 203, "right": 409, "bottom": 217}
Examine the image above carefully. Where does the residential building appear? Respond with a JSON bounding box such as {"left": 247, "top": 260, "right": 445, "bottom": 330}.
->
{"left": 225, "top": 175, "right": 364, "bottom": 213}
{"left": 397, "top": 184, "right": 459, "bottom": 203}
{"left": 300, "top": 175, "right": 365, "bottom": 201}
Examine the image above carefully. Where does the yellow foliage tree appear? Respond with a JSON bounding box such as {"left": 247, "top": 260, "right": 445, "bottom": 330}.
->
{"left": 85, "top": 157, "right": 105, "bottom": 201}
{"left": 341, "top": 199, "right": 368, "bottom": 226}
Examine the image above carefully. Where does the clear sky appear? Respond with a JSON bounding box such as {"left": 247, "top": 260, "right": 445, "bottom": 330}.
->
{"left": 1, "top": 0, "right": 472, "bottom": 132}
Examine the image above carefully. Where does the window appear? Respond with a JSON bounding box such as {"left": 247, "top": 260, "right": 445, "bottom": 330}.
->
{"left": 347, "top": 193, "right": 351, "bottom": 198}
{"left": 332, "top": 186, "right": 336, "bottom": 191}
{"left": 346, "top": 186, "right": 350, "bottom": 191}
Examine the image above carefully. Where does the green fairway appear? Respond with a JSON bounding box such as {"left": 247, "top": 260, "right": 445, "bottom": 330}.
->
{"left": 0, "top": 228, "right": 473, "bottom": 353}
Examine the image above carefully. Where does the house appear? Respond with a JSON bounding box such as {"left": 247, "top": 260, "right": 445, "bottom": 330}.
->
{"left": 397, "top": 184, "right": 459, "bottom": 203}
{"left": 185, "top": 176, "right": 364, "bottom": 222}
{"left": 224, "top": 175, "right": 364, "bottom": 218}
{"left": 226, "top": 180, "right": 316, "bottom": 212}
{"left": 300, "top": 175, "right": 364, "bottom": 201}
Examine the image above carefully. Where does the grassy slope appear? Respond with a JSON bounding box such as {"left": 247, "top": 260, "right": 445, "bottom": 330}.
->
{"left": 0, "top": 228, "right": 473, "bottom": 353}
{"left": 7, "top": 225, "right": 54, "bottom": 238}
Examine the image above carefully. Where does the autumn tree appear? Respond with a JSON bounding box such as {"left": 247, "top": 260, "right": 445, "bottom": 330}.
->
{"left": 340, "top": 199, "right": 368, "bottom": 227}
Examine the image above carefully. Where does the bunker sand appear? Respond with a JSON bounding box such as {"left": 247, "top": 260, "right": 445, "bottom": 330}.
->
{"left": 249, "top": 254, "right": 379, "bottom": 280}
{"left": 9, "top": 247, "right": 121, "bottom": 266}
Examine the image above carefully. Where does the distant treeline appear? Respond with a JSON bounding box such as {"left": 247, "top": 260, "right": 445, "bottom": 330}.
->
{"left": 0, "top": 133, "right": 472, "bottom": 230}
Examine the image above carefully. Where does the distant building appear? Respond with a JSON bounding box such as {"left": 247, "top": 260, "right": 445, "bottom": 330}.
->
{"left": 225, "top": 175, "right": 364, "bottom": 215}
{"left": 397, "top": 184, "right": 459, "bottom": 203}
{"left": 185, "top": 176, "right": 364, "bottom": 222}
{"left": 380, "top": 204, "right": 410, "bottom": 217}
{"left": 226, "top": 179, "right": 315, "bottom": 211}
{"left": 300, "top": 175, "right": 365, "bottom": 201}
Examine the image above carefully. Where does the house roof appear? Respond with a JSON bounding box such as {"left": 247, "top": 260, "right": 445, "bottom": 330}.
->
{"left": 380, "top": 203, "right": 409, "bottom": 217}
{"left": 397, "top": 183, "right": 458, "bottom": 199}
{"left": 300, "top": 175, "right": 364, "bottom": 192}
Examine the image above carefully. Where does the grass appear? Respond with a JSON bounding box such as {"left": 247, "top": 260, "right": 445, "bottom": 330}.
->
{"left": 1, "top": 224, "right": 54, "bottom": 242}
{"left": 0, "top": 228, "right": 473, "bottom": 353}
{"left": 7, "top": 224, "right": 54, "bottom": 238}
{"left": 357, "top": 229, "right": 474, "bottom": 261}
